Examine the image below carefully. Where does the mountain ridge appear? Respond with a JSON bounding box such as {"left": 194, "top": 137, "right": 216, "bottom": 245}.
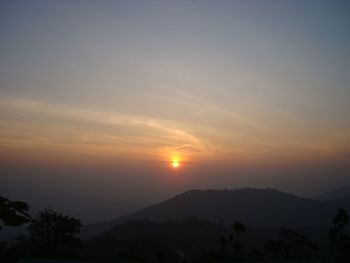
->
{"left": 81, "top": 187, "right": 350, "bottom": 239}
{"left": 318, "top": 185, "right": 350, "bottom": 201}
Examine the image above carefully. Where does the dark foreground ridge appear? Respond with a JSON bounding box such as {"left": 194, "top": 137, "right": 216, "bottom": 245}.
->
{"left": 2, "top": 188, "right": 350, "bottom": 262}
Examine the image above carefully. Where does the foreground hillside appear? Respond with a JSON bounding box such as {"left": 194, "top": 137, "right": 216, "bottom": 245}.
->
{"left": 82, "top": 218, "right": 223, "bottom": 261}
{"left": 82, "top": 218, "right": 331, "bottom": 261}
{"left": 82, "top": 188, "right": 349, "bottom": 238}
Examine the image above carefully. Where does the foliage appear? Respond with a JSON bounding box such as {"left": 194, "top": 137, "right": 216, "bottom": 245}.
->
{"left": 19, "top": 208, "right": 82, "bottom": 259}
{"left": 264, "top": 227, "right": 321, "bottom": 260}
{"left": 0, "top": 195, "right": 31, "bottom": 263}
{"left": 0, "top": 195, "right": 31, "bottom": 231}
{"left": 217, "top": 221, "right": 247, "bottom": 260}
{"left": 219, "top": 236, "right": 227, "bottom": 252}
{"left": 233, "top": 221, "right": 246, "bottom": 236}
{"left": 329, "top": 209, "right": 350, "bottom": 263}
{"left": 229, "top": 221, "right": 246, "bottom": 255}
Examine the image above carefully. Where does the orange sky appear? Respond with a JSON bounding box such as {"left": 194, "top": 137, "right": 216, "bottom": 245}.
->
{"left": 1, "top": 1, "right": 350, "bottom": 222}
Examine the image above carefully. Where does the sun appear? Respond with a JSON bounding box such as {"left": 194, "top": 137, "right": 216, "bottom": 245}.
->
{"left": 171, "top": 160, "right": 180, "bottom": 168}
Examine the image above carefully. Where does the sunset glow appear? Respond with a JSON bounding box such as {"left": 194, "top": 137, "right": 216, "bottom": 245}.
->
{"left": 1, "top": 0, "right": 350, "bottom": 226}
{"left": 171, "top": 160, "right": 180, "bottom": 169}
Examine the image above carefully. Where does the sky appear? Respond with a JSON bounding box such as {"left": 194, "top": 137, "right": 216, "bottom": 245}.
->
{"left": 1, "top": 0, "right": 350, "bottom": 223}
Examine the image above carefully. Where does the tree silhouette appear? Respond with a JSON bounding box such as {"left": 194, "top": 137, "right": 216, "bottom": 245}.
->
{"left": 264, "top": 227, "right": 321, "bottom": 260}
{"left": 279, "top": 227, "right": 320, "bottom": 259}
{"left": 0, "top": 195, "right": 31, "bottom": 263}
{"left": 233, "top": 221, "right": 246, "bottom": 236}
{"left": 219, "top": 236, "right": 227, "bottom": 253}
{"left": 217, "top": 221, "right": 247, "bottom": 260}
{"left": 0, "top": 195, "right": 31, "bottom": 231}
{"left": 19, "top": 208, "right": 82, "bottom": 259}
{"left": 329, "top": 209, "right": 350, "bottom": 263}
{"left": 230, "top": 221, "right": 246, "bottom": 255}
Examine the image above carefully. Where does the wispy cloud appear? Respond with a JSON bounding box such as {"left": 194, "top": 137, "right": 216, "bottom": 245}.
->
{"left": 0, "top": 95, "right": 349, "bottom": 163}
{"left": 0, "top": 96, "right": 208, "bottom": 160}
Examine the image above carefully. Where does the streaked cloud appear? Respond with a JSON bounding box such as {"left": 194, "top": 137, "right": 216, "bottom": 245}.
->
{"left": 1, "top": 95, "right": 349, "bottom": 165}
{"left": 0, "top": 97, "right": 209, "bottom": 161}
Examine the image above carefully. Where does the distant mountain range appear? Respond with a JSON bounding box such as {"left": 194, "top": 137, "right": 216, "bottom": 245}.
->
{"left": 82, "top": 188, "right": 350, "bottom": 239}
{"left": 317, "top": 185, "right": 350, "bottom": 201}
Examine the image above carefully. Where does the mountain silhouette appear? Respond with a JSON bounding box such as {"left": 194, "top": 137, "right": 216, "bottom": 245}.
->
{"left": 82, "top": 188, "right": 349, "bottom": 238}
{"left": 318, "top": 185, "right": 350, "bottom": 201}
